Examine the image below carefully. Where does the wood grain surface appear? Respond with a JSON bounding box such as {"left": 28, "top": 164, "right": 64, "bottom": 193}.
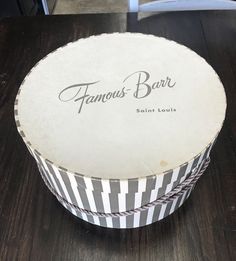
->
{"left": 0, "top": 12, "right": 235, "bottom": 261}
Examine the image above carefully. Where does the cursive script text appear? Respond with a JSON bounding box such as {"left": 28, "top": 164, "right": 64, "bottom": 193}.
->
{"left": 58, "top": 71, "right": 176, "bottom": 114}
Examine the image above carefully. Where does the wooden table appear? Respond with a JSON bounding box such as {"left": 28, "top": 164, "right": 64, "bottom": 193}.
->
{"left": 0, "top": 12, "right": 235, "bottom": 261}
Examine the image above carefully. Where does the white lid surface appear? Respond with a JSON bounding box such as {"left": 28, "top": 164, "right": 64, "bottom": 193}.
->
{"left": 17, "top": 33, "right": 226, "bottom": 179}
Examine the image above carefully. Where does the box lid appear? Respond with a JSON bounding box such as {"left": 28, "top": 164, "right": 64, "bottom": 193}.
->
{"left": 15, "top": 33, "right": 226, "bottom": 182}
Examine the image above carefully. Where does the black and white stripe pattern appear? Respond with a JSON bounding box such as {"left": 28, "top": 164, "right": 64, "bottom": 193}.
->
{"left": 36, "top": 156, "right": 210, "bottom": 228}
{"left": 57, "top": 183, "right": 193, "bottom": 229}
{"left": 20, "top": 141, "right": 213, "bottom": 214}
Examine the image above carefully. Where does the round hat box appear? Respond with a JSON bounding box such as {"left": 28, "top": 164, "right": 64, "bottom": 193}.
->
{"left": 15, "top": 33, "right": 226, "bottom": 228}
